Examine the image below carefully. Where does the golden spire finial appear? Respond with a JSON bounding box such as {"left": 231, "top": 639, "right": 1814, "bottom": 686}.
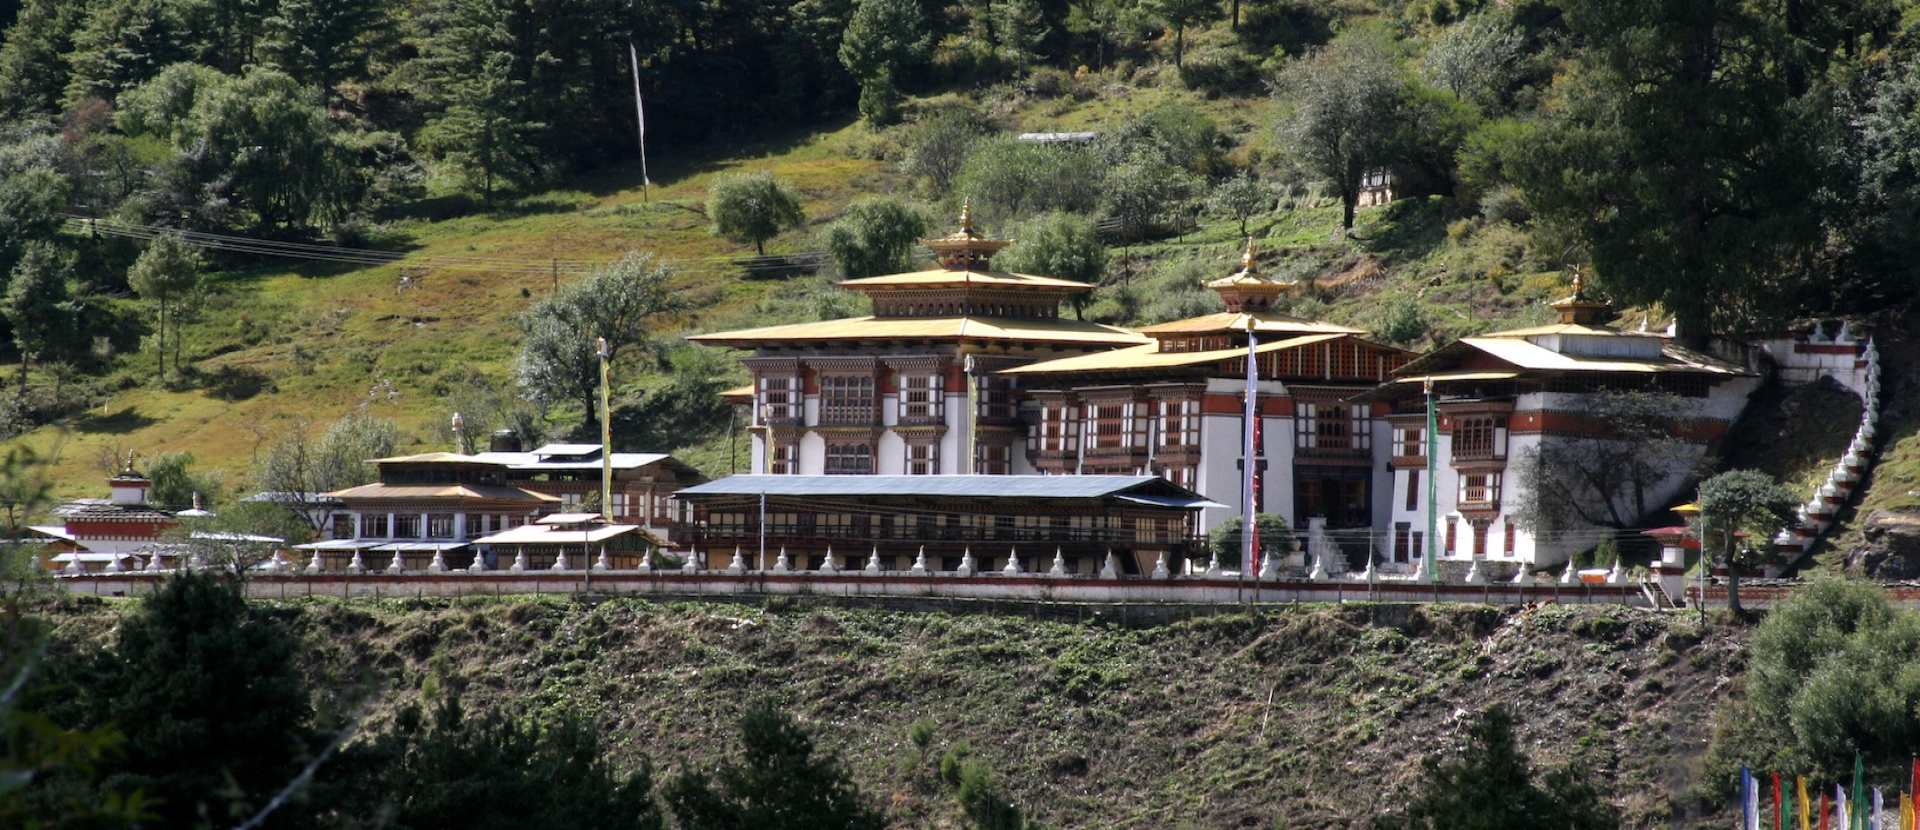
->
{"left": 1240, "top": 236, "right": 1257, "bottom": 272}
{"left": 958, "top": 199, "right": 974, "bottom": 234}
{"left": 122, "top": 449, "right": 137, "bottom": 475}
{"left": 1569, "top": 265, "right": 1584, "bottom": 299}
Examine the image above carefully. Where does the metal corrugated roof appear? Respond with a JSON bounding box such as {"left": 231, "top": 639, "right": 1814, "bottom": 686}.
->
{"left": 675, "top": 475, "right": 1203, "bottom": 501}
{"left": 1459, "top": 337, "right": 1745, "bottom": 374}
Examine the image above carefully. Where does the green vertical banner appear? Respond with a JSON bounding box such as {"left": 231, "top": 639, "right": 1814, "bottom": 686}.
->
{"left": 1854, "top": 754, "right": 1866, "bottom": 830}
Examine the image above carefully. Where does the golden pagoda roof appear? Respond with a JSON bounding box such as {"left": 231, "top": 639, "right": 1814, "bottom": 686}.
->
{"left": 838, "top": 268, "right": 1092, "bottom": 292}
{"left": 1135, "top": 311, "right": 1365, "bottom": 336}
{"left": 920, "top": 201, "right": 1014, "bottom": 270}
{"left": 689, "top": 315, "right": 1149, "bottom": 348}
{"left": 1548, "top": 268, "right": 1610, "bottom": 325}
{"left": 1004, "top": 334, "right": 1347, "bottom": 375}
{"left": 1205, "top": 239, "right": 1293, "bottom": 293}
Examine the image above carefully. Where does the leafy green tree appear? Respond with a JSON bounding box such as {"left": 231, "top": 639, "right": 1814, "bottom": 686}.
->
{"left": 1372, "top": 296, "right": 1428, "bottom": 347}
{"left": 3, "top": 605, "right": 151, "bottom": 828}
{"left": 1503, "top": 0, "right": 1871, "bottom": 335}
{"left": 1377, "top": 705, "right": 1618, "bottom": 830}
{"left": 338, "top": 686, "right": 663, "bottom": 830}
{"left": 0, "top": 444, "right": 54, "bottom": 583}
{"left": 3, "top": 241, "right": 74, "bottom": 394}
{"left": 118, "top": 64, "right": 364, "bottom": 232}
{"left": 1206, "top": 172, "right": 1272, "bottom": 237}
{"left": 81, "top": 571, "right": 317, "bottom": 828}
{"left": 1101, "top": 151, "right": 1200, "bottom": 242}
{"left": 1145, "top": 0, "right": 1221, "bottom": 68}
{"left": 143, "top": 450, "right": 221, "bottom": 511}
{"left": 954, "top": 755, "right": 1037, "bottom": 830}
{"left": 1206, "top": 513, "right": 1294, "bottom": 570}
{"left": 252, "top": 412, "right": 398, "bottom": 531}
{"left": 824, "top": 196, "right": 930, "bottom": 278}
{"left": 1697, "top": 469, "right": 1799, "bottom": 616}
{"left": 956, "top": 138, "right": 1101, "bottom": 224}
{"left": 613, "top": 343, "right": 740, "bottom": 452}
{"left": 0, "top": 127, "right": 70, "bottom": 276}
{"left": 1273, "top": 31, "right": 1407, "bottom": 232}
{"left": 707, "top": 172, "right": 806, "bottom": 256}
{"left": 125, "top": 233, "right": 201, "bottom": 386}
{"left": 838, "top": 0, "right": 928, "bottom": 124}
{"left": 1831, "top": 50, "right": 1920, "bottom": 314}
{"left": 515, "top": 252, "right": 686, "bottom": 417}
{"left": 900, "top": 107, "right": 985, "bottom": 193}
{"left": 664, "top": 702, "right": 886, "bottom": 830}
{"left": 1748, "top": 578, "right": 1920, "bottom": 767}
{"left": 995, "top": 211, "right": 1106, "bottom": 283}
{"left": 1419, "top": 11, "right": 1527, "bottom": 112}
{"left": 1094, "top": 104, "right": 1221, "bottom": 175}
{"left": 420, "top": 51, "right": 544, "bottom": 205}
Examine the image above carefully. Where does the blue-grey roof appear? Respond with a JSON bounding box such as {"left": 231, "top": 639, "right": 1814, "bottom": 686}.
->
{"left": 675, "top": 475, "right": 1212, "bottom": 505}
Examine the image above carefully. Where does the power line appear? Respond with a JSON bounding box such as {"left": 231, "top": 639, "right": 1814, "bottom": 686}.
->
{"left": 61, "top": 214, "right": 841, "bottom": 277}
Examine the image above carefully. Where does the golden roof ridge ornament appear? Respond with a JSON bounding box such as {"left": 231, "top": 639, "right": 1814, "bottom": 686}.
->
{"left": 1549, "top": 264, "right": 1610, "bottom": 325}
{"left": 921, "top": 198, "right": 1012, "bottom": 271}
{"left": 1206, "top": 237, "right": 1292, "bottom": 313}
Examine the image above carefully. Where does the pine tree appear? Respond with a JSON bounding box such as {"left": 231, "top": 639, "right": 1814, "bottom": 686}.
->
{"left": 1378, "top": 705, "right": 1618, "bottom": 830}
{"left": 2, "top": 241, "right": 74, "bottom": 394}
{"left": 664, "top": 703, "right": 887, "bottom": 830}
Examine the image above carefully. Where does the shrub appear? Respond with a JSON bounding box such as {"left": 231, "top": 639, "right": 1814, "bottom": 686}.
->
{"left": 1748, "top": 578, "right": 1920, "bottom": 765}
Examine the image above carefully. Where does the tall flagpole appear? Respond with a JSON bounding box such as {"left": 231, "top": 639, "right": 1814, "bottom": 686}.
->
{"left": 1242, "top": 314, "right": 1258, "bottom": 594}
{"left": 1425, "top": 376, "right": 1439, "bottom": 583}
{"left": 598, "top": 337, "right": 613, "bottom": 520}
{"left": 629, "top": 41, "right": 651, "bottom": 204}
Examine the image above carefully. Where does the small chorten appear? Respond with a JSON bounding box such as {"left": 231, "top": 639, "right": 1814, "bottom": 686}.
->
{"left": 1549, "top": 267, "right": 1610, "bottom": 325}
{"left": 107, "top": 451, "right": 153, "bottom": 507}
{"left": 921, "top": 200, "right": 1012, "bottom": 271}
{"left": 1205, "top": 238, "right": 1293, "bottom": 313}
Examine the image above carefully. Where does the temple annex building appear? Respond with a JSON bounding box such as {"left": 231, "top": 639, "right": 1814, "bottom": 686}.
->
{"left": 690, "top": 211, "right": 1777, "bottom": 577}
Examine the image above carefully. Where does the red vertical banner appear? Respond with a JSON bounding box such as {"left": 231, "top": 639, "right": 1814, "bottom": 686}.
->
{"left": 1775, "top": 772, "right": 1783, "bottom": 830}
{"left": 1821, "top": 791, "right": 1831, "bottom": 830}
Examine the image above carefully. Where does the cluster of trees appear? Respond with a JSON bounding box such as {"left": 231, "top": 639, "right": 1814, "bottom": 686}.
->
{"left": 1262, "top": 2, "right": 1920, "bottom": 334}
{"left": 7, "top": 570, "right": 1044, "bottom": 828}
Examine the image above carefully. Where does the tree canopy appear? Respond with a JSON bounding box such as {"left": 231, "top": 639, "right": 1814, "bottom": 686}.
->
{"left": 707, "top": 172, "right": 807, "bottom": 256}
{"left": 514, "top": 253, "right": 686, "bottom": 417}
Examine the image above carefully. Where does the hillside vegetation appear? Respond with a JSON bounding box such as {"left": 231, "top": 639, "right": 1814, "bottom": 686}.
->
{"left": 36, "top": 594, "right": 1747, "bottom": 829}
{"left": 2, "top": 0, "right": 1919, "bottom": 535}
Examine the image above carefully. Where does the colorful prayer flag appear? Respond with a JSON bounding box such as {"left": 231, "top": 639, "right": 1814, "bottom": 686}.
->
{"left": 1875, "top": 788, "right": 1885, "bottom": 830}
{"left": 1803, "top": 776, "right": 1814, "bottom": 830}
{"left": 1744, "top": 768, "right": 1760, "bottom": 830}
{"left": 1778, "top": 772, "right": 1786, "bottom": 830}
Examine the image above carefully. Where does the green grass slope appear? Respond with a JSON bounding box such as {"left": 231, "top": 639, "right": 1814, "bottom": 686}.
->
{"left": 41, "top": 597, "right": 1746, "bottom": 829}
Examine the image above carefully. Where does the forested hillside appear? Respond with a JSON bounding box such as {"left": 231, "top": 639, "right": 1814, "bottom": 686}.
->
{"left": 3, "top": 0, "right": 1920, "bottom": 512}
{"left": 24, "top": 586, "right": 1754, "bottom": 829}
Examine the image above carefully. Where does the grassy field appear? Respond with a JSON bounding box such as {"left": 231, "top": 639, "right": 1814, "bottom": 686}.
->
{"left": 10, "top": 65, "right": 1588, "bottom": 507}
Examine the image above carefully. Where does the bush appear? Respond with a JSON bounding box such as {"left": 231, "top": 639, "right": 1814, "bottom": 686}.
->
{"left": 1206, "top": 514, "right": 1295, "bottom": 570}
{"left": 1747, "top": 577, "right": 1920, "bottom": 766}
